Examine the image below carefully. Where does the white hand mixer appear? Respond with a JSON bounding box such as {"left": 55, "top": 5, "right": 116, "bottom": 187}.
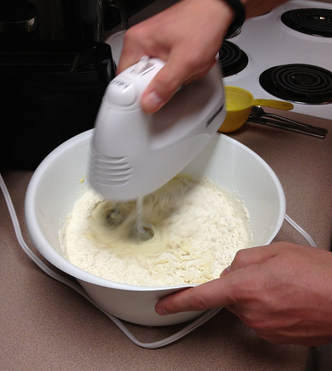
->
{"left": 88, "top": 56, "right": 226, "bottom": 201}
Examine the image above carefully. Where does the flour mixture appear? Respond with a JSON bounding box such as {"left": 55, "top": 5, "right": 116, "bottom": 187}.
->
{"left": 61, "top": 175, "right": 252, "bottom": 286}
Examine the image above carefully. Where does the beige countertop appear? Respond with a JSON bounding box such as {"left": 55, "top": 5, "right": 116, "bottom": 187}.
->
{"left": 1, "top": 109, "right": 331, "bottom": 371}
{"left": 1, "top": 1, "right": 332, "bottom": 370}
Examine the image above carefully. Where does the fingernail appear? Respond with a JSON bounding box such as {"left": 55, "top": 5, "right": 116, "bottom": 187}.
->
{"left": 220, "top": 266, "right": 231, "bottom": 276}
{"left": 142, "top": 91, "right": 164, "bottom": 112}
{"left": 155, "top": 307, "right": 170, "bottom": 316}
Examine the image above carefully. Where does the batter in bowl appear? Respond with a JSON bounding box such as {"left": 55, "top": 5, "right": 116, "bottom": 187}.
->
{"left": 61, "top": 175, "right": 252, "bottom": 286}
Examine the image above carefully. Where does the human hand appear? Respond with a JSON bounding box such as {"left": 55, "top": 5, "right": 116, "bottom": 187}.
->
{"left": 155, "top": 242, "right": 332, "bottom": 346}
{"left": 116, "top": 0, "right": 234, "bottom": 113}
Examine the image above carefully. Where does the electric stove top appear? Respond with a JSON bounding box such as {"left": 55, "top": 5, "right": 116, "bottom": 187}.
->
{"left": 222, "top": 0, "right": 332, "bottom": 120}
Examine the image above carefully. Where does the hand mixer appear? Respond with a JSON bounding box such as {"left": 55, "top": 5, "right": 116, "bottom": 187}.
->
{"left": 88, "top": 56, "right": 226, "bottom": 201}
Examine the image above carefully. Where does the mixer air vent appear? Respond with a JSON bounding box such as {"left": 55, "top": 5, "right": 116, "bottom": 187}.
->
{"left": 90, "top": 150, "right": 132, "bottom": 186}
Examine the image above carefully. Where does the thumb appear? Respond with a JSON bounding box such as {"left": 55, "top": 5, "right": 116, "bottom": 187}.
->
{"left": 155, "top": 276, "right": 233, "bottom": 315}
{"left": 225, "top": 244, "right": 281, "bottom": 274}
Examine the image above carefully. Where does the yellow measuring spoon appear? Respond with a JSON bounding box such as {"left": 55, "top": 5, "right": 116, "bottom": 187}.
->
{"left": 219, "top": 86, "right": 294, "bottom": 133}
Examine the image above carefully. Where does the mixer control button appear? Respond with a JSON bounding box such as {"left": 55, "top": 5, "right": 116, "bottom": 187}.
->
{"left": 107, "top": 79, "right": 138, "bottom": 106}
{"left": 133, "top": 55, "right": 150, "bottom": 74}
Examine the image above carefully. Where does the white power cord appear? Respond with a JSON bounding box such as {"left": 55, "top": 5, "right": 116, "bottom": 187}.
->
{"left": 0, "top": 173, "right": 316, "bottom": 348}
{"left": 284, "top": 214, "right": 317, "bottom": 247}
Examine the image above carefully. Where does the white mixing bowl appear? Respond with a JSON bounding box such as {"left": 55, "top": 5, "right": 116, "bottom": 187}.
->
{"left": 25, "top": 130, "right": 286, "bottom": 326}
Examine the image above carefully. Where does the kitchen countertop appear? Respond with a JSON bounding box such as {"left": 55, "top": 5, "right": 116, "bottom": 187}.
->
{"left": 2, "top": 1, "right": 332, "bottom": 370}
{"left": 1, "top": 109, "right": 331, "bottom": 371}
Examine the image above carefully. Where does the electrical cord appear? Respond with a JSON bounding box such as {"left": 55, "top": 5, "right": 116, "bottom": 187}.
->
{"left": 0, "top": 172, "right": 316, "bottom": 348}
{"left": 284, "top": 214, "right": 317, "bottom": 247}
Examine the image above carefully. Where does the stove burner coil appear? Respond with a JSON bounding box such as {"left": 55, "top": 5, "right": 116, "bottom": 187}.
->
{"left": 218, "top": 41, "right": 249, "bottom": 77}
{"left": 259, "top": 64, "right": 332, "bottom": 104}
{"left": 281, "top": 8, "right": 332, "bottom": 37}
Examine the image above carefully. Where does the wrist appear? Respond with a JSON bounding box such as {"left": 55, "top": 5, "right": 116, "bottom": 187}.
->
{"left": 183, "top": 0, "right": 236, "bottom": 39}
{"left": 219, "top": 0, "right": 246, "bottom": 37}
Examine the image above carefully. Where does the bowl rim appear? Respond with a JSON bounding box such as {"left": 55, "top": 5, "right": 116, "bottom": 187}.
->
{"left": 25, "top": 129, "right": 286, "bottom": 291}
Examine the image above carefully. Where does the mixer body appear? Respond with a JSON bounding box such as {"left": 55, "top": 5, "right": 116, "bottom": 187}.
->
{"left": 89, "top": 57, "right": 226, "bottom": 201}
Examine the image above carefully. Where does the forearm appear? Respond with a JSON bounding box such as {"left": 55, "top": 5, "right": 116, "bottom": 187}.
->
{"left": 194, "top": 0, "right": 290, "bottom": 25}
{"left": 242, "top": 0, "right": 290, "bottom": 18}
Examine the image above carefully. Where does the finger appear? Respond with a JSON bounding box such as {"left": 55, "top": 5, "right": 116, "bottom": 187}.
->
{"left": 155, "top": 276, "right": 233, "bottom": 315}
{"left": 116, "top": 54, "right": 139, "bottom": 75}
{"left": 181, "top": 59, "right": 217, "bottom": 86}
{"left": 116, "top": 43, "right": 142, "bottom": 75}
{"left": 116, "top": 27, "right": 151, "bottom": 74}
{"left": 116, "top": 23, "right": 168, "bottom": 74}
{"left": 140, "top": 60, "right": 216, "bottom": 113}
{"left": 140, "top": 58, "right": 190, "bottom": 113}
{"left": 140, "top": 48, "right": 217, "bottom": 113}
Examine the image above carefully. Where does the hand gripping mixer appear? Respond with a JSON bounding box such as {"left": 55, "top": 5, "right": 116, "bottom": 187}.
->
{"left": 88, "top": 56, "right": 226, "bottom": 201}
